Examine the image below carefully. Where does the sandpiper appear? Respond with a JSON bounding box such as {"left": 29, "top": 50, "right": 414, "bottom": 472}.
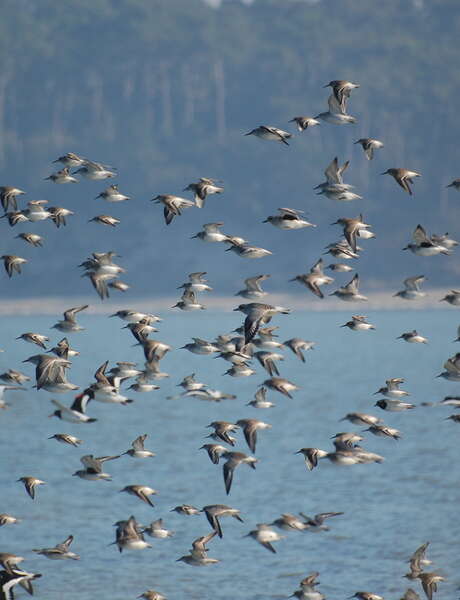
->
{"left": 45, "top": 167, "right": 78, "bottom": 184}
{"left": 330, "top": 274, "right": 368, "bottom": 301}
{"left": 397, "top": 330, "right": 428, "bottom": 344}
{"left": 151, "top": 194, "right": 195, "bottom": 225}
{"left": 284, "top": 338, "right": 315, "bottom": 362}
{"left": 354, "top": 138, "right": 384, "bottom": 160}
{"left": 201, "top": 504, "right": 244, "bottom": 538}
{"left": 142, "top": 519, "right": 174, "bottom": 539}
{"left": 51, "top": 305, "right": 88, "bottom": 332}
{"left": 0, "top": 186, "right": 25, "bottom": 212}
{"left": 221, "top": 451, "right": 258, "bottom": 494}
{"left": 235, "top": 418, "right": 272, "bottom": 453}
{"left": 261, "top": 377, "right": 299, "bottom": 398}
{"left": 33, "top": 535, "right": 80, "bottom": 560}
{"left": 289, "top": 116, "right": 320, "bottom": 131}
{"left": 96, "top": 184, "right": 130, "bottom": 202}
{"left": 120, "top": 485, "right": 157, "bottom": 507}
{"left": 244, "top": 523, "right": 284, "bottom": 553}
{"left": 73, "top": 454, "right": 120, "bottom": 481}
{"left": 17, "top": 476, "right": 46, "bottom": 500}
{"left": 403, "top": 225, "right": 450, "bottom": 256}
{"left": 341, "top": 315, "right": 375, "bottom": 331}
{"left": 1, "top": 255, "right": 27, "bottom": 278}
{"left": 382, "top": 168, "right": 421, "bottom": 195}
{"left": 290, "top": 258, "right": 334, "bottom": 298}
{"left": 440, "top": 290, "right": 460, "bottom": 306}
{"left": 394, "top": 275, "right": 427, "bottom": 300}
{"left": 244, "top": 125, "right": 292, "bottom": 145}
{"left": 323, "top": 80, "right": 360, "bottom": 112}
{"left": 235, "top": 274, "right": 270, "bottom": 299}
{"left": 122, "top": 434, "right": 155, "bottom": 458}
{"left": 184, "top": 177, "right": 224, "bottom": 208}
{"left": 48, "top": 433, "right": 83, "bottom": 447}
{"left": 15, "top": 232, "right": 43, "bottom": 247}
{"left": 264, "top": 207, "right": 316, "bottom": 229}
{"left": 191, "top": 222, "right": 229, "bottom": 243}
{"left": 16, "top": 332, "right": 49, "bottom": 349}
{"left": 88, "top": 214, "right": 121, "bottom": 227}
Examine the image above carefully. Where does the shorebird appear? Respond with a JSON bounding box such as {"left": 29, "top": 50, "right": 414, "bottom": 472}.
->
{"left": 0, "top": 568, "right": 42, "bottom": 599}
{"left": 49, "top": 395, "right": 97, "bottom": 424}
{"left": 23, "top": 354, "right": 77, "bottom": 393}
{"left": 403, "top": 225, "right": 451, "bottom": 256}
{"left": 354, "top": 138, "right": 384, "bottom": 160}
{"left": 1, "top": 255, "right": 27, "bottom": 278}
{"left": 110, "top": 309, "right": 161, "bottom": 323}
{"left": 113, "top": 516, "right": 152, "bottom": 552}
{"left": 181, "top": 338, "right": 219, "bottom": 355}
{"left": 375, "top": 399, "right": 415, "bottom": 411}
{"left": 235, "top": 274, "right": 270, "bottom": 299}
{"left": 96, "top": 184, "right": 130, "bottom": 202}
{"left": 326, "top": 262, "right": 354, "bottom": 272}
{"left": 170, "top": 505, "right": 200, "bottom": 516}
{"left": 73, "top": 161, "right": 116, "bottom": 180}
{"left": 200, "top": 443, "right": 228, "bottom": 464}
{"left": 15, "top": 232, "right": 43, "bottom": 247}
{"left": 244, "top": 524, "right": 284, "bottom": 553}
{"left": 235, "top": 418, "right": 272, "bottom": 453}
{"left": 364, "top": 424, "right": 401, "bottom": 440}
{"left": 264, "top": 207, "right": 316, "bottom": 229}
{"left": 289, "top": 116, "right": 320, "bottom": 131}
{"left": 323, "top": 79, "right": 360, "bottom": 112}
{"left": 73, "top": 454, "right": 120, "bottom": 481}
{"left": 52, "top": 152, "right": 87, "bottom": 168}
{"left": 51, "top": 305, "right": 88, "bottom": 332}
{"left": 0, "top": 514, "right": 20, "bottom": 527}
{"left": 184, "top": 178, "right": 224, "bottom": 208}
{"left": 48, "top": 205, "right": 74, "bottom": 228}
{"left": 331, "top": 214, "right": 371, "bottom": 252}
{"left": 340, "top": 412, "right": 382, "bottom": 426}
{"left": 88, "top": 214, "right": 121, "bottom": 227}
{"left": 397, "top": 330, "right": 428, "bottom": 344}
{"left": 172, "top": 289, "right": 206, "bottom": 310}
{"left": 300, "top": 511, "right": 344, "bottom": 531}
{"left": 394, "top": 275, "right": 427, "bottom": 300}
{"left": 137, "top": 590, "right": 167, "bottom": 600}
{"left": 284, "top": 338, "right": 315, "bottom": 362}
{"left": 234, "top": 302, "right": 290, "bottom": 344}
{"left": 225, "top": 239, "right": 272, "bottom": 259}
{"left": 45, "top": 167, "right": 78, "bottom": 184}
{"left": 206, "top": 421, "right": 239, "bottom": 445}
{"left": 177, "top": 531, "right": 219, "bottom": 566}
{"left": 142, "top": 519, "right": 174, "bottom": 539}
{"left": 341, "top": 315, "right": 375, "bottom": 331}
{"left": 0, "top": 186, "right": 25, "bottom": 212}
{"left": 122, "top": 434, "right": 155, "bottom": 458}
{"left": 437, "top": 352, "right": 460, "bottom": 381}
{"left": 314, "top": 94, "right": 356, "bottom": 125}
{"left": 22, "top": 200, "right": 51, "bottom": 222}
{"left": 330, "top": 274, "right": 368, "bottom": 301}
{"left": 221, "top": 451, "right": 258, "bottom": 494}
{"left": 349, "top": 593, "right": 383, "bottom": 600}
{"left": 16, "top": 332, "right": 49, "bottom": 349}
{"left": 440, "top": 290, "right": 460, "bottom": 306}
{"left": 254, "top": 350, "right": 283, "bottom": 376}
{"left": 290, "top": 258, "right": 334, "bottom": 298}
{"left": 17, "top": 477, "right": 46, "bottom": 499}
{"left": 48, "top": 433, "right": 83, "bottom": 447}
{"left": 270, "top": 513, "right": 307, "bottom": 532}
{"left": 446, "top": 178, "right": 460, "bottom": 191}
{"left": 120, "top": 485, "right": 157, "bottom": 507}
{"left": 374, "top": 378, "right": 410, "bottom": 399}
{"left": 261, "top": 377, "right": 299, "bottom": 398}
{"left": 417, "top": 572, "right": 445, "bottom": 600}
{"left": 191, "top": 222, "right": 229, "bottom": 243}
{"left": 382, "top": 168, "right": 421, "bottom": 195}
{"left": 33, "top": 535, "right": 80, "bottom": 560}
{"left": 201, "top": 504, "right": 244, "bottom": 538}
{"left": 151, "top": 194, "right": 195, "bottom": 225}
{"left": 244, "top": 125, "right": 292, "bottom": 145}
{"left": 0, "top": 554, "right": 25, "bottom": 573}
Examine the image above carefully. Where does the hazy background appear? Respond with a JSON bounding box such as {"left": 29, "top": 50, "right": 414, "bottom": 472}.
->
{"left": 0, "top": 0, "right": 459, "bottom": 301}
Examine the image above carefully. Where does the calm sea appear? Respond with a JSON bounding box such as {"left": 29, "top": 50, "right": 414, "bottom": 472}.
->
{"left": 0, "top": 309, "right": 459, "bottom": 599}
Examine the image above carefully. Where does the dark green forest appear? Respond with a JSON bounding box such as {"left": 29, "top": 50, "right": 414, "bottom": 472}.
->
{"left": 1, "top": 0, "right": 459, "bottom": 299}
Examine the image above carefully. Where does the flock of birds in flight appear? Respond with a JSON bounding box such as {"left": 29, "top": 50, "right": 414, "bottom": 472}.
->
{"left": 0, "top": 78, "right": 459, "bottom": 600}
